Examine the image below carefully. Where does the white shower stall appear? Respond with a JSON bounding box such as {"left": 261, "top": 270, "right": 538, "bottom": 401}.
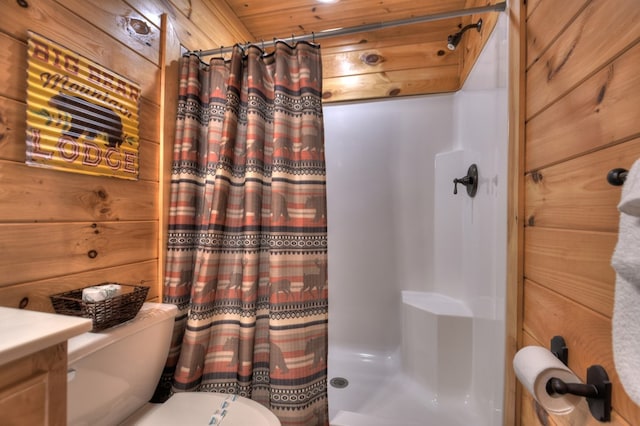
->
{"left": 324, "top": 13, "right": 508, "bottom": 426}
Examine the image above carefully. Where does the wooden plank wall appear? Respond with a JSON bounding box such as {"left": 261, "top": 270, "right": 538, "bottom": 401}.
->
{"left": 0, "top": 0, "right": 252, "bottom": 312}
{"left": 521, "top": 0, "right": 640, "bottom": 424}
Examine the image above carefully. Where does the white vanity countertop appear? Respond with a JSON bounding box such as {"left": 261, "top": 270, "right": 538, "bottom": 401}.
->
{"left": 0, "top": 307, "right": 92, "bottom": 366}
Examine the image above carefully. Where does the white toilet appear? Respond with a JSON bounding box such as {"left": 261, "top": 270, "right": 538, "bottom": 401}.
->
{"left": 67, "top": 302, "right": 281, "bottom": 425}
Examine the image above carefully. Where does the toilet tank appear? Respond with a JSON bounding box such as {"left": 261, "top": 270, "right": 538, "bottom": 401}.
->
{"left": 67, "top": 302, "right": 178, "bottom": 426}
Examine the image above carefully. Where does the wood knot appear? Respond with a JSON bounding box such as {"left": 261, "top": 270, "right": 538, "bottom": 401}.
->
{"left": 128, "top": 18, "right": 150, "bottom": 35}
{"left": 546, "top": 40, "right": 576, "bottom": 81}
{"left": 0, "top": 113, "right": 8, "bottom": 142}
{"left": 437, "top": 50, "right": 446, "bottom": 56}
{"left": 388, "top": 88, "right": 401, "bottom": 97}
{"left": 531, "top": 171, "right": 543, "bottom": 183}
{"left": 322, "top": 91, "right": 333, "bottom": 100}
{"left": 19, "top": 297, "right": 29, "bottom": 309}
{"left": 95, "top": 188, "right": 108, "bottom": 200}
{"left": 362, "top": 53, "right": 384, "bottom": 65}
{"left": 596, "top": 84, "right": 607, "bottom": 105}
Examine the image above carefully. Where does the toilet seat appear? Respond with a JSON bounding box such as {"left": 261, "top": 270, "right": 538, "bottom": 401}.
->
{"left": 125, "top": 392, "right": 281, "bottom": 425}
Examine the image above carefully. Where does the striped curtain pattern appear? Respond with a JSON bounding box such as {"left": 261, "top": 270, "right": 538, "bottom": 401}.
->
{"left": 160, "top": 42, "right": 328, "bottom": 426}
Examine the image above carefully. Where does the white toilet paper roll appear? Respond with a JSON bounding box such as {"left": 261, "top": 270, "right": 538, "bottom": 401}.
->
{"left": 513, "top": 346, "right": 582, "bottom": 415}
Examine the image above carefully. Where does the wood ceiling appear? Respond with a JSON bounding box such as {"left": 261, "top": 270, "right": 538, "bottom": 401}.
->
{"left": 222, "top": 0, "right": 505, "bottom": 102}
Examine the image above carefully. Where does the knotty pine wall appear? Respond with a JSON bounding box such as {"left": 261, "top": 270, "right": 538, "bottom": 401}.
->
{"left": 0, "top": 0, "right": 252, "bottom": 311}
{"left": 519, "top": 0, "right": 640, "bottom": 424}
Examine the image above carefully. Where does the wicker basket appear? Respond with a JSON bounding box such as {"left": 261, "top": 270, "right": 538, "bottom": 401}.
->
{"left": 50, "top": 283, "right": 149, "bottom": 331}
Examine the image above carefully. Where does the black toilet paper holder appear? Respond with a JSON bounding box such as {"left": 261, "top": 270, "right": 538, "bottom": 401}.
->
{"left": 548, "top": 336, "right": 612, "bottom": 422}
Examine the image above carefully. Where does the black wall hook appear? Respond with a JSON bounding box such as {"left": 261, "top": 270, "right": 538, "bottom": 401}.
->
{"left": 607, "top": 168, "right": 628, "bottom": 186}
{"left": 548, "top": 336, "right": 612, "bottom": 422}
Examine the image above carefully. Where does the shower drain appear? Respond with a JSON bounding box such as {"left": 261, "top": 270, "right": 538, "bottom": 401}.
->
{"left": 330, "top": 377, "right": 349, "bottom": 389}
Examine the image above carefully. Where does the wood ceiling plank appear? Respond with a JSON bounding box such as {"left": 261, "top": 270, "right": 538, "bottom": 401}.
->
{"left": 322, "top": 65, "right": 459, "bottom": 102}
{"left": 226, "top": 0, "right": 466, "bottom": 20}
{"left": 318, "top": 19, "right": 461, "bottom": 51}
{"left": 234, "top": 1, "right": 468, "bottom": 40}
{"left": 322, "top": 40, "right": 458, "bottom": 78}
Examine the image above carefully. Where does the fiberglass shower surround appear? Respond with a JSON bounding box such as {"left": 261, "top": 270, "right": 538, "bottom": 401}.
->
{"left": 325, "top": 11, "right": 508, "bottom": 426}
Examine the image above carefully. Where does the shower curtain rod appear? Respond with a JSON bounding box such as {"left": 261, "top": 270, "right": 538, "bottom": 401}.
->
{"left": 188, "top": 1, "right": 507, "bottom": 57}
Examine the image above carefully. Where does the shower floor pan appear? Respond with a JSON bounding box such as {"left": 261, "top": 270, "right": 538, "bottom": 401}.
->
{"left": 328, "top": 291, "right": 495, "bottom": 426}
{"left": 328, "top": 346, "right": 483, "bottom": 426}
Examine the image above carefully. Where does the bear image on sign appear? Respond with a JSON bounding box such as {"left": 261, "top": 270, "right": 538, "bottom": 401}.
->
{"left": 49, "top": 93, "right": 124, "bottom": 148}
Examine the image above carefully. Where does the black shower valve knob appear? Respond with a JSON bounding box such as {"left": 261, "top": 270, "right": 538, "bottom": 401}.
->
{"left": 453, "top": 164, "right": 478, "bottom": 197}
{"left": 453, "top": 176, "right": 474, "bottom": 194}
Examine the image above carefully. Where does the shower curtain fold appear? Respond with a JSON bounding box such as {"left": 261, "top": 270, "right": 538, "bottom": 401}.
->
{"left": 157, "top": 42, "right": 328, "bottom": 426}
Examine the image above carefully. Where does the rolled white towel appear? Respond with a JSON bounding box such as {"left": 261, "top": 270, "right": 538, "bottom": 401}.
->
{"left": 611, "top": 212, "right": 640, "bottom": 284}
{"left": 611, "top": 156, "right": 640, "bottom": 405}
{"left": 82, "top": 284, "right": 122, "bottom": 302}
{"left": 613, "top": 274, "right": 640, "bottom": 404}
{"left": 618, "top": 159, "right": 640, "bottom": 217}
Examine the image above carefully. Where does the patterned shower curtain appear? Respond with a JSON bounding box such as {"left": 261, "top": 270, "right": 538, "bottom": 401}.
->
{"left": 160, "top": 42, "right": 328, "bottom": 426}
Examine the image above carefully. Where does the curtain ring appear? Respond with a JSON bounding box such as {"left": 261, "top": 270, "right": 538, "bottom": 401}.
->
{"left": 312, "top": 32, "right": 316, "bottom": 44}
{"left": 291, "top": 33, "right": 295, "bottom": 45}
{"left": 219, "top": 45, "right": 223, "bottom": 57}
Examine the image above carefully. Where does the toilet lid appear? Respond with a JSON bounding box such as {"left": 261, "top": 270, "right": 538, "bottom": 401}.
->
{"left": 133, "top": 392, "right": 281, "bottom": 425}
